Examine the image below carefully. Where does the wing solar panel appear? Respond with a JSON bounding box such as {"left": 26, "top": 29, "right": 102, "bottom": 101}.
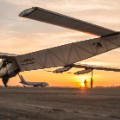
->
{"left": 16, "top": 33, "right": 120, "bottom": 71}
{"left": 19, "top": 7, "right": 115, "bottom": 36}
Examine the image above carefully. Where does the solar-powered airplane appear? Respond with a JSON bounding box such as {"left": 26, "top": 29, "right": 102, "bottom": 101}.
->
{"left": 0, "top": 7, "right": 120, "bottom": 87}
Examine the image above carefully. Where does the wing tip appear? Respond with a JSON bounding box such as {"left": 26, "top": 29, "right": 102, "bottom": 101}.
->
{"left": 19, "top": 7, "right": 37, "bottom": 17}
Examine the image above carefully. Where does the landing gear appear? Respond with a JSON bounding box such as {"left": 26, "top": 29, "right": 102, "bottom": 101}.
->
{"left": 2, "top": 77, "right": 9, "bottom": 87}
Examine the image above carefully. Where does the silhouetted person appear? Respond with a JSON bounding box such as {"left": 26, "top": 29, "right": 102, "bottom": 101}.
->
{"left": 84, "top": 79, "right": 87, "bottom": 88}
{"left": 90, "top": 78, "right": 93, "bottom": 88}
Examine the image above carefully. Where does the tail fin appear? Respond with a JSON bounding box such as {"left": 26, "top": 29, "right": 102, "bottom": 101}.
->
{"left": 19, "top": 75, "right": 26, "bottom": 84}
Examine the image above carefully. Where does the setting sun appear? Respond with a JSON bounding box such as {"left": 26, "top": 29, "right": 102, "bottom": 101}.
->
{"left": 80, "top": 82, "right": 85, "bottom": 87}
{"left": 73, "top": 75, "right": 90, "bottom": 88}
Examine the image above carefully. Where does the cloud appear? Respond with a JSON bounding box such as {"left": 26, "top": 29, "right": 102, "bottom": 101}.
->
{"left": 0, "top": 0, "right": 120, "bottom": 56}
{"left": 4, "top": 0, "right": 118, "bottom": 12}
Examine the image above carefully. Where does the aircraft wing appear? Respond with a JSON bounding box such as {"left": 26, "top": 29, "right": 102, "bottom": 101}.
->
{"left": 0, "top": 52, "right": 16, "bottom": 59}
{"left": 19, "top": 7, "right": 115, "bottom": 36}
{"left": 15, "top": 33, "right": 120, "bottom": 72}
{"left": 74, "top": 64, "right": 120, "bottom": 72}
{"left": 17, "top": 7, "right": 120, "bottom": 72}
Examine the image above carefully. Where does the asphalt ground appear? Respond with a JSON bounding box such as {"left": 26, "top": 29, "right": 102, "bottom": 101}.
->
{"left": 0, "top": 87, "right": 120, "bottom": 120}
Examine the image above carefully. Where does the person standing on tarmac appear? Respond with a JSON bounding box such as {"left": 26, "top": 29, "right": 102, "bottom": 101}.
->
{"left": 90, "top": 78, "right": 93, "bottom": 88}
{"left": 84, "top": 79, "right": 87, "bottom": 88}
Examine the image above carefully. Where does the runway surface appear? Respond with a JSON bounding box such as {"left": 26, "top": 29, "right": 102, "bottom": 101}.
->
{"left": 0, "top": 87, "right": 120, "bottom": 120}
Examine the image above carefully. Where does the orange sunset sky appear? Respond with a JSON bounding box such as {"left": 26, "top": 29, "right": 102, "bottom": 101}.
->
{"left": 0, "top": 0, "right": 120, "bottom": 87}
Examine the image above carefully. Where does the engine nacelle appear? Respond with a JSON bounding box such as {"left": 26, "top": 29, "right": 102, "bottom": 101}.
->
{"left": 74, "top": 68, "right": 93, "bottom": 75}
{"left": 6, "top": 61, "right": 20, "bottom": 77}
{"left": 53, "top": 66, "right": 72, "bottom": 73}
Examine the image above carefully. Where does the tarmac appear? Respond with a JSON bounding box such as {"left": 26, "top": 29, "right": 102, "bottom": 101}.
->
{"left": 0, "top": 87, "right": 120, "bottom": 120}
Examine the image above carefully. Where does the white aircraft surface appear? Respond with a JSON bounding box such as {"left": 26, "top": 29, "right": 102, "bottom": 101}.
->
{"left": 0, "top": 7, "right": 120, "bottom": 87}
{"left": 51, "top": 63, "right": 120, "bottom": 74}
{"left": 19, "top": 75, "right": 49, "bottom": 87}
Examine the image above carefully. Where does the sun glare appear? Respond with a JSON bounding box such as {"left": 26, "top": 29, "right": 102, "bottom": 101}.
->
{"left": 80, "top": 82, "right": 85, "bottom": 87}
{"left": 76, "top": 75, "right": 90, "bottom": 88}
